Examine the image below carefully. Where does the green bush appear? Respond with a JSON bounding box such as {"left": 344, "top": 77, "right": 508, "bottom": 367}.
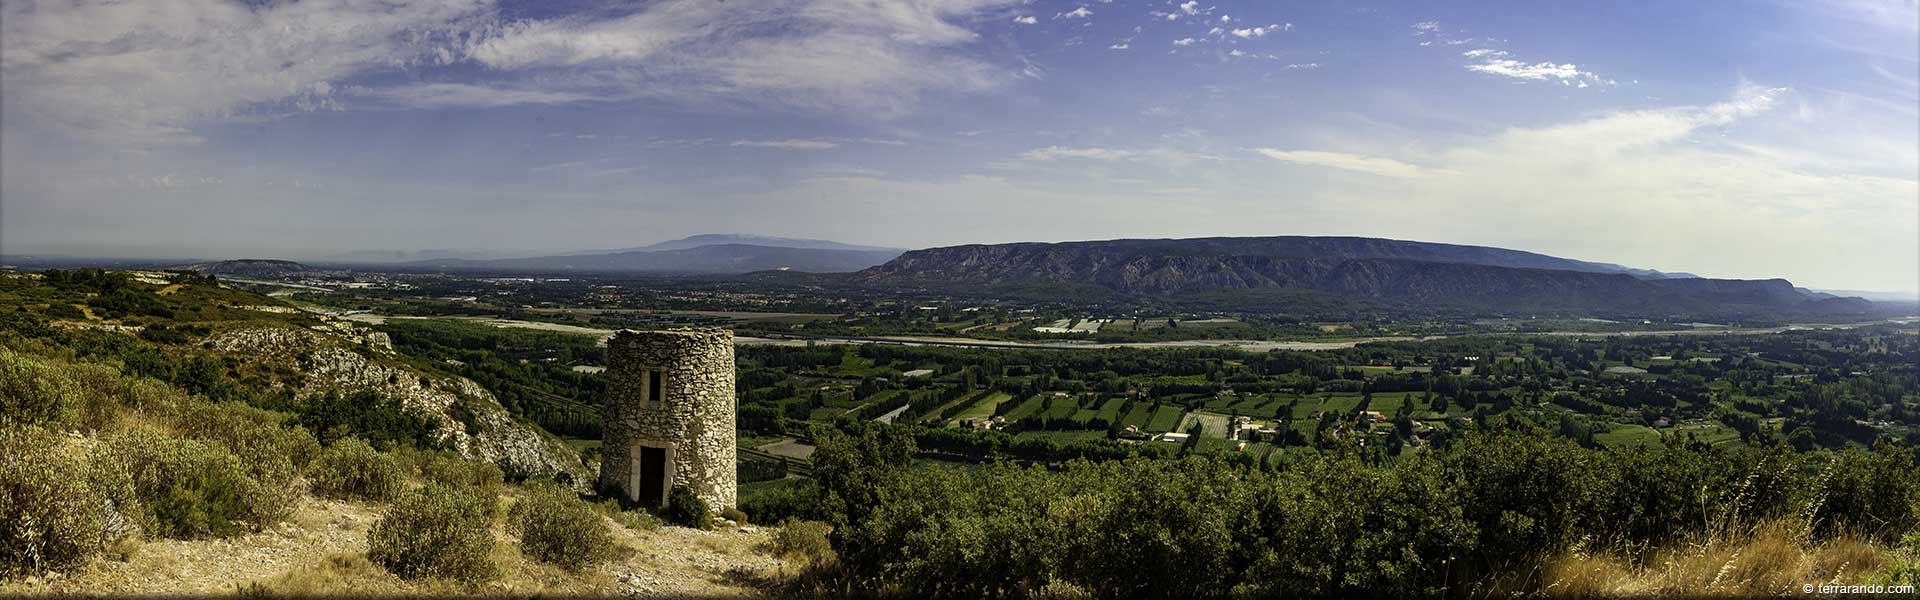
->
{"left": 96, "top": 428, "right": 295, "bottom": 538}
{"left": 0, "top": 349, "right": 80, "bottom": 426}
{"left": 719, "top": 506, "right": 749, "bottom": 525}
{"left": 0, "top": 424, "right": 108, "bottom": 579}
{"left": 293, "top": 389, "right": 446, "bottom": 450}
{"left": 592, "top": 498, "right": 660, "bottom": 532}
{"left": 508, "top": 481, "right": 618, "bottom": 570}
{"left": 664, "top": 485, "right": 710, "bottom": 529}
{"left": 366, "top": 483, "right": 498, "bottom": 583}
{"left": 310, "top": 438, "right": 407, "bottom": 502}
{"left": 415, "top": 451, "right": 505, "bottom": 498}
{"left": 173, "top": 401, "right": 320, "bottom": 477}
{"left": 768, "top": 520, "right": 836, "bottom": 568}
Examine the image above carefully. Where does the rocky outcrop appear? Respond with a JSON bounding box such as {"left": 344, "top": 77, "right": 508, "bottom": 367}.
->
{"left": 207, "top": 325, "right": 590, "bottom": 487}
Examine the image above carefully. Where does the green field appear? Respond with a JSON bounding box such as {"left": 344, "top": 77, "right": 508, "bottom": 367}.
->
{"left": 1145, "top": 405, "right": 1186, "bottom": 432}
{"left": 949, "top": 392, "right": 1012, "bottom": 422}
{"left": 1594, "top": 424, "right": 1661, "bottom": 449}
{"left": 1001, "top": 394, "right": 1049, "bottom": 420}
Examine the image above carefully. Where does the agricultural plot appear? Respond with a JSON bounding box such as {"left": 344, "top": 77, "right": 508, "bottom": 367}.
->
{"left": 1145, "top": 405, "right": 1186, "bottom": 432}
{"left": 920, "top": 390, "right": 985, "bottom": 425}
{"left": 949, "top": 392, "right": 1012, "bottom": 422}
{"left": 1119, "top": 402, "right": 1156, "bottom": 429}
{"left": 1001, "top": 394, "right": 1050, "bottom": 420}
{"left": 1199, "top": 394, "right": 1288, "bottom": 419}
{"left": 1092, "top": 398, "right": 1127, "bottom": 422}
{"left": 1069, "top": 319, "right": 1106, "bottom": 333}
{"left": 1594, "top": 424, "right": 1662, "bottom": 450}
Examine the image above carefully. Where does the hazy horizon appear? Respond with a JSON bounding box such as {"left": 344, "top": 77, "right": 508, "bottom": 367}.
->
{"left": 4, "top": 0, "right": 1916, "bottom": 293}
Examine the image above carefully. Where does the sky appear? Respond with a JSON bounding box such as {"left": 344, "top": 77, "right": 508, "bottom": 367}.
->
{"left": 1, "top": 0, "right": 1916, "bottom": 293}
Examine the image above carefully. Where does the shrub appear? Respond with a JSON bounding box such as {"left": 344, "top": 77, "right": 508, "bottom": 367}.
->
{"left": 592, "top": 498, "right": 660, "bottom": 532}
{"left": 0, "top": 424, "right": 108, "bottom": 578}
{"left": 0, "top": 349, "right": 80, "bottom": 426}
{"left": 508, "top": 480, "right": 618, "bottom": 570}
{"left": 768, "top": 520, "right": 836, "bottom": 569}
{"left": 719, "top": 507, "right": 749, "bottom": 526}
{"left": 414, "top": 451, "right": 505, "bottom": 498}
{"left": 293, "top": 389, "right": 446, "bottom": 450}
{"left": 96, "top": 428, "right": 294, "bottom": 538}
{"left": 664, "top": 485, "right": 710, "bottom": 529}
{"left": 366, "top": 483, "right": 497, "bottom": 583}
{"left": 310, "top": 438, "right": 407, "bottom": 502}
{"left": 738, "top": 478, "right": 823, "bottom": 525}
{"left": 173, "top": 401, "right": 320, "bottom": 476}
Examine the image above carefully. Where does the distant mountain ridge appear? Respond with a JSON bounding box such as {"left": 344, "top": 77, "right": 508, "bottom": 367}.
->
{"left": 573, "top": 233, "right": 903, "bottom": 255}
{"left": 406, "top": 243, "right": 902, "bottom": 274}
{"left": 181, "top": 259, "right": 313, "bottom": 278}
{"left": 857, "top": 236, "right": 1871, "bottom": 316}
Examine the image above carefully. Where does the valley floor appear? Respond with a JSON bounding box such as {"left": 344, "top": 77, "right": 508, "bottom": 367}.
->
{"left": 2, "top": 495, "right": 781, "bottom": 598}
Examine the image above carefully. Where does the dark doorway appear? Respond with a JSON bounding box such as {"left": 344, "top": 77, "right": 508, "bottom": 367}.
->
{"left": 637, "top": 446, "right": 668, "bottom": 507}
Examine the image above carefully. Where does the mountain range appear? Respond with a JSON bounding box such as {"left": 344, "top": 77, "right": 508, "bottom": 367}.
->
{"left": 855, "top": 236, "right": 1881, "bottom": 317}
{"left": 399, "top": 234, "right": 904, "bottom": 274}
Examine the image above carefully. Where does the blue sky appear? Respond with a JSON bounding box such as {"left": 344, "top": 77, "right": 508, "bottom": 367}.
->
{"left": 2, "top": 0, "right": 1916, "bottom": 292}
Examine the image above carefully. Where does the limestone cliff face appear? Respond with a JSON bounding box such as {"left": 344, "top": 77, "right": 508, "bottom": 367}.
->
{"left": 208, "top": 324, "right": 592, "bottom": 487}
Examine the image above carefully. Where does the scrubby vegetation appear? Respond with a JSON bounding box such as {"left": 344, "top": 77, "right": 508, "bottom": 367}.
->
{"left": 760, "top": 420, "right": 1920, "bottom": 597}
{"left": 665, "top": 485, "right": 713, "bottom": 529}
{"left": 365, "top": 482, "right": 500, "bottom": 583}
{"left": 0, "top": 424, "right": 113, "bottom": 579}
{"left": 311, "top": 437, "right": 408, "bottom": 502}
{"left": 508, "top": 480, "right": 620, "bottom": 570}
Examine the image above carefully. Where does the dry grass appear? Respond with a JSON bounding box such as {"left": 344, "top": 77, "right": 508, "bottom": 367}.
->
{"left": 3, "top": 486, "right": 784, "bottom": 598}
{"left": 1541, "top": 521, "right": 1896, "bottom": 598}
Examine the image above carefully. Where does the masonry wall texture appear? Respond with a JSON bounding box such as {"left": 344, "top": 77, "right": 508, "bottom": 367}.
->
{"left": 599, "top": 328, "right": 737, "bottom": 509}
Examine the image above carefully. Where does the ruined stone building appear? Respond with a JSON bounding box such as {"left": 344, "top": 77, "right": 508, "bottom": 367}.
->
{"left": 599, "top": 328, "right": 736, "bottom": 509}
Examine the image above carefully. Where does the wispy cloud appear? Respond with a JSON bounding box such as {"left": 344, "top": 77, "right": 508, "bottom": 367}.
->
{"left": 731, "top": 139, "right": 840, "bottom": 150}
{"left": 1056, "top": 6, "right": 1093, "bottom": 19}
{"left": 1461, "top": 49, "right": 1615, "bottom": 87}
{"left": 1251, "top": 149, "right": 1432, "bottom": 178}
{"left": 1, "top": 0, "right": 1021, "bottom": 142}
{"left": 1022, "top": 146, "right": 1140, "bottom": 161}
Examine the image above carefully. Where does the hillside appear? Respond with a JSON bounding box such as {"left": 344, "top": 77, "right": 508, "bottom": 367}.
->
{"left": 0, "top": 270, "right": 795, "bottom": 596}
{"left": 180, "top": 259, "right": 313, "bottom": 278}
{"left": 857, "top": 236, "right": 1868, "bottom": 317}
{"left": 406, "top": 243, "right": 902, "bottom": 274}
{"left": 587, "top": 233, "right": 903, "bottom": 254}
{"left": 0, "top": 269, "right": 586, "bottom": 483}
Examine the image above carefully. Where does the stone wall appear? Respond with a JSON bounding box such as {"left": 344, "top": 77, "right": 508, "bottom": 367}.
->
{"left": 600, "top": 328, "right": 737, "bottom": 509}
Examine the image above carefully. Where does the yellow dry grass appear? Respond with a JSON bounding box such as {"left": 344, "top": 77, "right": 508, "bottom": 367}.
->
{"left": 3, "top": 490, "right": 785, "bottom": 598}
{"left": 1540, "top": 521, "right": 1896, "bottom": 598}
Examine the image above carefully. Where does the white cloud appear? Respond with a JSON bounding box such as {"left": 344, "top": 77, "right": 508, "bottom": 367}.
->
{"left": 1109, "top": 43, "right": 1131, "bottom": 50}
{"left": 2, "top": 0, "right": 1021, "bottom": 142}
{"left": 1412, "top": 21, "right": 1441, "bottom": 33}
{"left": 1240, "top": 86, "right": 1916, "bottom": 290}
{"left": 1178, "top": 1, "right": 1205, "bottom": 15}
{"left": 731, "top": 139, "right": 840, "bottom": 150}
{"left": 1230, "top": 25, "right": 1281, "bottom": 38}
{"left": 1056, "top": 6, "right": 1093, "bottom": 19}
{"left": 1174, "top": 37, "right": 1198, "bottom": 46}
{"left": 1022, "top": 146, "right": 1139, "bottom": 161}
{"left": 1014, "top": 15, "right": 1038, "bottom": 25}
{"left": 1463, "top": 50, "right": 1615, "bottom": 87}
{"left": 1252, "top": 149, "right": 1432, "bottom": 178}
{"left": 1286, "top": 63, "right": 1321, "bottom": 69}
{"left": 0, "top": 0, "right": 492, "bottom": 143}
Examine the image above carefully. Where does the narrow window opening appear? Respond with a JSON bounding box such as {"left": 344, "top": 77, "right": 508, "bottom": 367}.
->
{"left": 648, "top": 369, "right": 664, "bottom": 404}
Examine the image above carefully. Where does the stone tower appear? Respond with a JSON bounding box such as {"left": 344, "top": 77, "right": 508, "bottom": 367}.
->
{"left": 600, "top": 328, "right": 736, "bottom": 510}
